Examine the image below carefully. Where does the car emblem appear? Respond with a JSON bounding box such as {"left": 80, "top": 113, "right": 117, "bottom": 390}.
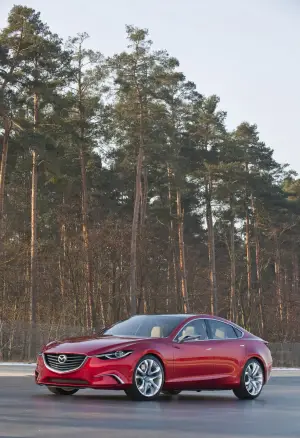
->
{"left": 58, "top": 354, "right": 67, "bottom": 364}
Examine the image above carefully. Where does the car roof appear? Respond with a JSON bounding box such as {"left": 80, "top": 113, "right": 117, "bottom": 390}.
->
{"left": 130, "top": 314, "right": 197, "bottom": 318}
{"left": 131, "top": 314, "right": 244, "bottom": 326}
{"left": 130, "top": 314, "right": 223, "bottom": 320}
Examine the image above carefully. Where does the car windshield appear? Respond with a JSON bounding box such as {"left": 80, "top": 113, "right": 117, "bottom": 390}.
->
{"left": 104, "top": 315, "right": 187, "bottom": 338}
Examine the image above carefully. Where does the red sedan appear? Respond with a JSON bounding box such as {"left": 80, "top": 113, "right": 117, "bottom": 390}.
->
{"left": 35, "top": 314, "right": 272, "bottom": 401}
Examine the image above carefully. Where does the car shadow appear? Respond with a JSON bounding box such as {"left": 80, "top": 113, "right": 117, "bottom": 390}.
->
{"left": 31, "top": 390, "right": 268, "bottom": 409}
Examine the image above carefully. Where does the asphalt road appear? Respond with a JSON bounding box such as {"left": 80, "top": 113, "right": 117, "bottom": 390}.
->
{"left": 0, "top": 375, "right": 299, "bottom": 438}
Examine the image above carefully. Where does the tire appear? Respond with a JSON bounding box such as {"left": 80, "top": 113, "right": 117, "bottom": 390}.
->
{"left": 125, "top": 354, "right": 164, "bottom": 401}
{"left": 47, "top": 386, "right": 79, "bottom": 396}
{"left": 233, "top": 358, "right": 264, "bottom": 400}
{"left": 162, "top": 390, "right": 181, "bottom": 396}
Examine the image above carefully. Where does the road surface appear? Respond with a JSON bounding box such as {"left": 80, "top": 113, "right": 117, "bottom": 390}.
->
{"left": 0, "top": 372, "right": 299, "bottom": 437}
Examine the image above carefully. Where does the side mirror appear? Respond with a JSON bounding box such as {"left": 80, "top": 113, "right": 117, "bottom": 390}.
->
{"left": 179, "top": 335, "right": 203, "bottom": 344}
{"left": 178, "top": 335, "right": 192, "bottom": 344}
{"left": 97, "top": 326, "right": 108, "bottom": 335}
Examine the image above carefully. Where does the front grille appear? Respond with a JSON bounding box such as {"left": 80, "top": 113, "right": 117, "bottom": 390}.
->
{"left": 44, "top": 353, "right": 86, "bottom": 373}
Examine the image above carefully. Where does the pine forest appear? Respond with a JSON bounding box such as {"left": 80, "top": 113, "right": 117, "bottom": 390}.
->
{"left": 1, "top": 5, "right": 300, "bottom": 360}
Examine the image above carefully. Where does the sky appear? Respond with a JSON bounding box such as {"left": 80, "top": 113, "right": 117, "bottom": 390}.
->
{"left": 1, "top": 0, "right": 300, "bottom": 173}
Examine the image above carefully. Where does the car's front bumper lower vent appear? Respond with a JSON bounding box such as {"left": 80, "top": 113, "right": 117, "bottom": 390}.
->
{"left": 44, "top": 353, "right": 87, "bottom": 373}
{"left": 47, "top": 378, "right": 88, "bottom": 385}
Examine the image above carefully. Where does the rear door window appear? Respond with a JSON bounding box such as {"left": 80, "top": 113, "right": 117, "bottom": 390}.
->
{"left": 207, "top": 320, "right": 238, "bottom": 340}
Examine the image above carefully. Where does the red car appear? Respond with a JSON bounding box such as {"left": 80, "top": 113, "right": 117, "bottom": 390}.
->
{"left": 35, "top": 314, "right": 272, "bottom": 401}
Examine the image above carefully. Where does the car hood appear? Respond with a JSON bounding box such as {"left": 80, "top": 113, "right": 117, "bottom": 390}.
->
{"left": 43, "top": 335, "right": 145, "bottom": 356}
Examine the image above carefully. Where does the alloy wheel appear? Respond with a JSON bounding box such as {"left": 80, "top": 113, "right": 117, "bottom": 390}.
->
{"left": 135, "top": 358, "right": 163, "bottom": 398}
{"left": 244, "top": 361, "right": 263, "bottom": 396}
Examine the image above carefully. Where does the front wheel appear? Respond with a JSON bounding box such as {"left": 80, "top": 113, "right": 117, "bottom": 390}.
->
{"left": 233, "top": 359, "right": 264, "bottom": 400}
{"left": 125, "top": 354, "right": 164, "bottom": 401}
{"left": 47, "top": 386, "right": 79, "bottom": 396}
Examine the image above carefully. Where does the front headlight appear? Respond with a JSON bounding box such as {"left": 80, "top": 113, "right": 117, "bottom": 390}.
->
{"left": 96, "top": 350, "right": 132, "bottom": 360}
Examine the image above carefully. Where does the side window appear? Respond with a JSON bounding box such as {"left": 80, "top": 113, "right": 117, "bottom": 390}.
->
{"left": 176, "top": 319, "right": 209, "bottom": 342}
{"left": 233, "top": 327, "right": 243, "bottom": 338}
{"left": 208, "top": 320, "right": 238, "bottom": 340}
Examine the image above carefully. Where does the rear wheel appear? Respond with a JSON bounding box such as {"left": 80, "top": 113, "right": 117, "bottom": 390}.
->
{"left": 233, "top": 359, "right": 264, "bottom": 400}
{"left": 125, "top": 354, "right": 164, "bottom": 401}
{"left": 47, "top": 386, "right": 79, "bottom": 396}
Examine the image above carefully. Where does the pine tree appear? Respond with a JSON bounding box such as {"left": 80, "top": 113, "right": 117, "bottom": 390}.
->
{"left": 1, "top": 5, "right": 73, "bottom": 355}
{"left": 188, "top": 95, "right": 227, "bottom": 315}
{"left": 65, "top": 32, "right": 106, "bottom": 330}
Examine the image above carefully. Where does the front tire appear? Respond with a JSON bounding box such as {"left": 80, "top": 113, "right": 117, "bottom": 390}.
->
{"left": 125, "top": 354, "right": 164, "bottom": 401}
{"left": 47, "top": 386, "right": 79, "bottom": 396}
{"left": 233, "top": 359, "right": 264, "bottom": 400}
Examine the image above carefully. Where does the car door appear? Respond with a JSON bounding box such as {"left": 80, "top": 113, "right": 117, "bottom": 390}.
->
{"left": 205, "top": 319, "right": 244, "bottom": 381}
{"left": 171, "top": 319, "right": 216, "bottom": 388}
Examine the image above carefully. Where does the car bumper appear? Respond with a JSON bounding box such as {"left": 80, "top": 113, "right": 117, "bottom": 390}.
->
{"left": 35, "top": 354, "right": 134, "bottom": 389}
{"left": 266, "top": 363, "right": 272, "bottom": 382}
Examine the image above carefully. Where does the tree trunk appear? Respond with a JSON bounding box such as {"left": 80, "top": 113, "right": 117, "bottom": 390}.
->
{"left": 58, "top": 217, "right": 66, "bottom": 327}
{"left": 284, "top": 266, "right": 289, "bottom": 327}
{"left": 58, "top": 194, "right": 67, "bottom": 301}
{"left": 251, "top": 198, "right": 264, "bottom": 335}
{"left": 130, "top": 148, "right": 143, "bottom": 315}
{"left": 79, "top": 146, "right": 95, "bottom": 331}
{"left": 255, "top": 231, "right": 264, "bottom": 335}
{"left": 140, "top": 168, "right": 148, "bottom": 229}
{"left": 0, "top": 118, "right": 12, "bottom": 235}
{"left": 138, "top": 167, "right": 148, "bottom": 313}
{"left": 229, "top": 208, "right": 236, "bottom": 322}
{"left": 77, "top": 42, "right": 95, "bottom": 331}
{"left": 129, "top": 96, "right": 144, "bottom": 316}
{"left": 292, "top": 252, "right": 299, "bottom": 296}
{"left": 205, "top": 178, "right": 217, "bottom": 315}
{"left": 167, "top": 165, "right": 176, "bottom": 312}
{"left": 245, "top": 206, "right": 251, "bottom": 307}
{"left": 29, "top": 93, "right": 38, "bottom": 359}
{"left": 244, "top": 159, "right": 252, "bottom": 320}
{"left": 176, "top": 188, "right": 189, "bottom": 313}
{"left": 275, "top": 234, "right": 283, "bottom": 322}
